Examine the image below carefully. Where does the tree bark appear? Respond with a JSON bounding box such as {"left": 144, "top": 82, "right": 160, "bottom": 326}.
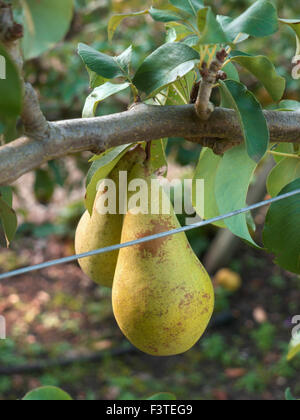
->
{"left": 1, "top": 103, "right": 300, "bottom": 185}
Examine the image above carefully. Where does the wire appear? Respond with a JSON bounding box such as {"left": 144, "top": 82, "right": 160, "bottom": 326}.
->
{"left": 0, "top": 188, "right": 300, "bottom": 281}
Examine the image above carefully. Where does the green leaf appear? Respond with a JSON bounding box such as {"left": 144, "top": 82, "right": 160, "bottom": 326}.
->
{"left": 166, "top": 70, "right": 196, "bottom": 105}
{"left": 279, "top": 19, "right": 300, "bottom": 39}
{"left": 22, "top": 0, "right": 74, "bottom": 60}
{"left": 217, "top": 15, "right": 249, "bottom": 43}
{"left": 0, "top": 187, "right": 13, "bottom": 207}
{"left": 85, "top": 144, "right": 133, "bottom": 214}
{"left": 215, "top": 145, "right": 258, "bottom": 246}
{"left": 48, "top": 161, "right": 67, "bottom": 187}
{"left": 147, "top": 393, "right": 177, "bottom": 400}
{"left": 182, "top": 34, "right": 200, "bottom": 47}
{"left": 285, "top": 388, "right": 298, "bottom": 401}
{"left": 23, "top": 386, "right": 72, "bottom": 401}
{"left": 78, "top": 43, "right": 122, "bottom": 79}
{"left": 271, "top": 144, "right": 295, "bottom": 163}
{"left": 133, "top": 43, "right": 199, "bottom": 97}
{"left": 230, "top": 51, "right": 285, "bottom": 102}
{"left": 218, "top": 80, "right": 269, "bottom": 162}
{"left": 222, "top": 0, "right": 278, "bottom": 39}
{"left": 108, "top": 10, "right": 149, "bottom": 42}
{"left": 285, "top": 388, "right": 299, "bottom": 401}
{"left": 197, "top": 7, "right": 230, "bottom": 45}
{"left": 0, "top": 189, "right": 17, "bottom": 247}
{"left": 0, "top": 43, "right": 22, "bottom": 137}
{"left": 192, "top": 148, "right": 225, "bottom": 228}
{"left": 86, "top": 67, "right": 107, "bottom": 90}
{"left": 149, "top": 7, "right": 182, "bottom": 23}
{"left": 165, "top": 22, "right": 193, "bottom": 43}
{"left": 170, "top": 0, "right": 204, "bottom": 16}
{"left": 166, "top": 26, "right": 179, "bottom": 43}
{"left": 267, "top": 158, "right": 300, "bottom": 197}
{"left": 220, "top": 63, "right": 240, "bottom": 108}
{"left": 34, "top": 169, "right": 55, "bottom": 205}
{"left": 78, "top": 44, "right": 131, "bottom": 80}
{"left": 279, "top": 20, "right": 300, "bottom": 64}
{"left": 222, "top": 62, "right": 240, "bottom": 82}
{"left": 287, "top": 332, "right": 300, "bottom": 362}
{"left": 82, "top": 82, "right": 130, "bottom": 118}
{"left": 277, "top": 100, "right": 300, "bottom": 112}
{"left": 150, "top": 139, "right": 168, "bottom": 173}
{"left": 263, "top": 178, "right": 300, "bottom": 274}
{"left": 116, "top": 45, "right": 133, "bottom": 73}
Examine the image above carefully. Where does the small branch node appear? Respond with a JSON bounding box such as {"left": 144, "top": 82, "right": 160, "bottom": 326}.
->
{"left": 195, "top": 48, "right": 228, "bottom": 120}
{"left": 21, "top": 83, "right": 50, "bottom": 139}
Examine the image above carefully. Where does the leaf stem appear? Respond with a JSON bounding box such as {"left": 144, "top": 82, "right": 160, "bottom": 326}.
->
{"left": 155, "top": 96, "right": 164, "bottom": 106}
{"left": 199, "top": 45, "right": 209, "bottom": 68}
{"left": 207, "top": 45, "right": 217, "bottom": 67}
{"left": 222, "top": 58, "right": 231, "bottom": 68}
{"left": 268, "top": 150, "right": 300, "bottom": 159}
{"left": 172, "top": 83, "right": 188, "bottom": 104}
{"left": 130, "top": 83, "right": 139, "bottom": 102}
{"left": 226, "top": 32, "right": 243, "bottom": 55}
{"left": 183, "top": 20, "right": 201, "bottom": 37}
{"left": 178, "top": 77, "right": 189, "bottom": 102}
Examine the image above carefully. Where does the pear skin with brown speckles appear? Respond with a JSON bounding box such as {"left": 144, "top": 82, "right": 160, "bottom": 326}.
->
{"left": 75, "top": 147, "right": 145, "bottom": 288}
{"left": 112, "top": 162, "right": 214, "bottom": 356}
{"left": 75, "top": 206, "right": 121, "bottom": 288}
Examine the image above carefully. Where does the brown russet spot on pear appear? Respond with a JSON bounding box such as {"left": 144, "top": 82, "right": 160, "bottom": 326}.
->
{"left": 112, "top": 160, "right": 214, "bottom": 356}
{"left": 135, "top": 217, "right": 174, "bottom": 259}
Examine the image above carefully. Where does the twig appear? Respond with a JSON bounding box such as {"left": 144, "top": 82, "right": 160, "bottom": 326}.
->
{"left": 195, "top": 49, "right": 228, "bottom": 120}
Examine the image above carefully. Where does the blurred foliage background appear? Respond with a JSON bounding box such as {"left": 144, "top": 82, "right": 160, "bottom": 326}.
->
{"left": 0, "top": 0, "right": 300, "bottom": 401}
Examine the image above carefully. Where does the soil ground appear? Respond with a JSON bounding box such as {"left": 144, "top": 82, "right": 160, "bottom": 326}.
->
{"left": 0, "top": 234, "right": 299, "bottom": 401}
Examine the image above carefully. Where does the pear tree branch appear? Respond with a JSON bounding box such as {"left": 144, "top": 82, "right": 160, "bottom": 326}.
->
{"left": 1, "top": 3, "right": 300, "bottom": 186}
{"left": 1, "top": 103, "right": 300, "bottom": 185}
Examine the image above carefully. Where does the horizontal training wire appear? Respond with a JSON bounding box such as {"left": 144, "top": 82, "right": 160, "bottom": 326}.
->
{"left": 0, "top": 188, "right": 300, "bottom": 281}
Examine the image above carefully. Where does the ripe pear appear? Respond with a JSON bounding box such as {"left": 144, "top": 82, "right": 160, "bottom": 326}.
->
{"left": 112, "top": 161, "right": 214, "bottom": 356}
{"left": 75, "top": 147, "right": 145, "bottom": 288}
{"left": 214, "top": 268, "right": 242, "bottom": 292}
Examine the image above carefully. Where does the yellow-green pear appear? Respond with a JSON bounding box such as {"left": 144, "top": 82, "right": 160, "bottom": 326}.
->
{"left": 112, "top": 161, "right": 214, "bottom": 356}
{"left": 75, "top": 210, "right": 121, "bottom": 288}
{"left": 75, "top": 147, "right": 145, "bottom": 287}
